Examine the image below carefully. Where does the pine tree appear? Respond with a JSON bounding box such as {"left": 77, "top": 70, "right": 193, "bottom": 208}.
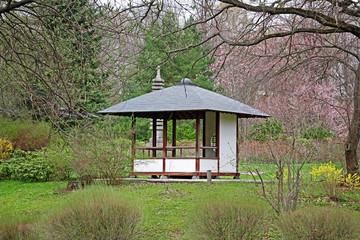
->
{"left": 122, "top": 12, "right": 213, "bottom": 100}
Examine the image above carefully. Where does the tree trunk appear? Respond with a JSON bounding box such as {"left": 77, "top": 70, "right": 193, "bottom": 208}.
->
{"left": 345, "top": 63, "right": 360, "bottom": 174}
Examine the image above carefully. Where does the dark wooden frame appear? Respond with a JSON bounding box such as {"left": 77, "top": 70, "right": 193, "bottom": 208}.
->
{"left": 131, "top": 110, "right": 241, "bottom": 177}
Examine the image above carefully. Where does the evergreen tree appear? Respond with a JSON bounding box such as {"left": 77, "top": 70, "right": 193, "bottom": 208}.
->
{"left": 45, "top": 0, "right": 110, "bottom": 113}
{"left": 122, "top": 12, "right": 214, "bottom": 100}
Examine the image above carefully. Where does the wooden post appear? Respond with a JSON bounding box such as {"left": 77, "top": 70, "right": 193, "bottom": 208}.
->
{"left": 216, "top": 112, "right": 220, "bottom": 173}
{"left": 152, "top": 117, "right": 157, "bottom": 157}
{"left": 236, "top": 115, "right": 239, "bottom": 176}
{"left": 202, "top": 114, "right": 206, "bottom": 157}
{"left": 131, "top": 115, "right": 136, "bottom": 172}
{"left": 207, "top": 170, "right": 212, "bottom": 185}
{"left": 172, "top": 117, "right": 176, "bottom": 157}
{"left": 162, "top": 116, "right": 167, "bottom": 173}
{"left": 195, "top": 115, "right": 200, "bottom": 173}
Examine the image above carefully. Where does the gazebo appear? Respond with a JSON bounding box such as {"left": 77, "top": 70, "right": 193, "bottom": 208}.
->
{"left": 99, "top": 78, "right": 270, "bottom": 178}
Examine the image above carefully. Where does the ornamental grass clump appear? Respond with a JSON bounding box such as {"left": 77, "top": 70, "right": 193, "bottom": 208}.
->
{"left": 188, "top": 198, "right": 269, "bottom": 240}
{"left": 0, "top": 221, "right": 33, "bottom": 240}
{"left": 277, "top": 206, "right": 360, "bottom": 240}
{"left": 40, "top": 186, "right": 141, "bottom": 240}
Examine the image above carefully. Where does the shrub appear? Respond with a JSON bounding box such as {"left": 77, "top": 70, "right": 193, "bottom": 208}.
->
{"left": 341, "top": 173, "right": 360, "bottom": 190}
{"left": 249, "top": 119, "right": 284, "bottom": 142}
{"left": 301, "top": 126, "right": 335, "bottom": 140}
{"left": 0, "top": 150, "right": 55, "bottom": 181}
{"left": 68, "top": 129, "right": 131, "bottom": 185}
{"left": 0, "top": 137, "right": 14, "bottom": 159}
{"left": 40, "top": 186, "right": 141, "bottom": 240}
{"left": 0, "top": 117, "right": 50, "bottom": 151}
{"left": 310, "top": 162, "right": 343, "bottom": 198}
{"left": 188, "top": 199, "right": 269, "bottom": 239}
{"left": 277, "top": 206, "right": 360, "bottom": 240}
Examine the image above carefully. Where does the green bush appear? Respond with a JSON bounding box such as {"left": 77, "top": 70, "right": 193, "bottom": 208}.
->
{"left": 0, "top": 150, "right": 55, "bottom": 181}
{"left": 249, "top": 119, "right": 284, "bottom": 142}
{"left": 40, "top": 186, "right": 141, "bottom": 240}
{"left": 301, "top": 126, "right": 335, "bottom": 140}
{"left": 277, "top": 206, "right": 360, "bottom": 240}
{"left": 40, "top": 137, "right": 74, "bottom": 180}
{"left": 188, "top": 199, "right": 269, "bottom": 239}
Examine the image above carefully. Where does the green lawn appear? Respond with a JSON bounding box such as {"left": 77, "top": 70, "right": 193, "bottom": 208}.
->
{"left": 0, "top": 181, "right": 260, "bottom": 239}
{"left": 1, "top": 164, "right": 360, "bottom": 240}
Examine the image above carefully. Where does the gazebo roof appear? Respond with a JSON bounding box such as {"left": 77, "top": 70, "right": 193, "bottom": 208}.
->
{"left": 98, "top": 80, "right": 270, "bottom": 119}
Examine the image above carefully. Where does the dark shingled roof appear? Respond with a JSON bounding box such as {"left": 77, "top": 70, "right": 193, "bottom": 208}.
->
{"left": 98, "top": 82, "right": 270, "bottom": 119}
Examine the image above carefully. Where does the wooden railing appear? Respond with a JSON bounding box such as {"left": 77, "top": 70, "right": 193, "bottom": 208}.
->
{"left": 134, "top": 146, "right": 218, "bottom": 159}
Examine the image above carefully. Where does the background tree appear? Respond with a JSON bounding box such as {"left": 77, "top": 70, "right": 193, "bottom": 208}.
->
{"left": 0, "top": 0, "right": 113, "bottom": 128}
{"left": 121, "top": 11, "right": 214, "bottom": 100}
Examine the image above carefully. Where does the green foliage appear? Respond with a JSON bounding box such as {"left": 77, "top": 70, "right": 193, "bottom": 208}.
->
{"left": 41, "top": 143, "right": 73, "bottom": 180}
{"left": 0, "top": 151, "right": 55, "bottom": 182}
{"left": 124, "top": 12, "right": 214, "bottom": 100}
{"left": 249, "top": 119, "right": 284, "bottom": 142}
{"left": 188, "top": 198, "right": 269, "bottom": 239}
{"left": 95, "top": 116, "right": 150, "bottom": 142}
{"left": 40, "top": 186, "right": 141, "bottom": 240}
{"left": 301, "top": 126, "right": 335, "bottom": 140}
{"left": 277, "top": 206, "right": 360, "bottom": 240}
{"left": 0, "top": 117, "right": 50, "bottom": 151}
{"left": 168, "top": 119, "right": 197, "bottom": 141}
{"left": 44, "top": 0, "right": 110, "bottom": 114}
{"left": 136, "top": 118, "right": 151, "bottom": 142}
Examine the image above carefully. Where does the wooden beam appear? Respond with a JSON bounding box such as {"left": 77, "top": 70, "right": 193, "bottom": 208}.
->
{"left": 195, "top": 114, "right": 200, "bottom": 173}
{"left": 131, "top": 115, "right": 136, "bottom": 172}
{"left": 152, "top": 117, "right": 157, "bottom": 157}
{"left": 202, "top": 114, "right": 206, "bottom": 157}
{"left": 172, "top": 117, "right": 176, "bottom": 157}
{"left": 236, "top": 115, "right": 239, "bottom": 174}
{"left": 216, "top": 112, "right": 220, "bottom": 173}
{"left": 162, "top": 116, "right": 167, "bottom": 173}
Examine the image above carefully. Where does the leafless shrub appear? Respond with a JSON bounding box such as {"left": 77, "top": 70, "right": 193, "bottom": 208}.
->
{"left": 68, "top": 129, "right": 131, "bottom": 185}
{"left": 250, "top": 135, "right": 314, "bottom": 214}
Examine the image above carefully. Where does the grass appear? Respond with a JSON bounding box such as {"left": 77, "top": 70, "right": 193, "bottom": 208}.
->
{"left": 1, "top": 175, "right": 360, "bottom": 239}
{"left": 0, "top": 181, "right": 258, "bottom": 239}
{"left": 0, "top": 181, "right": 67, "bottom": 219}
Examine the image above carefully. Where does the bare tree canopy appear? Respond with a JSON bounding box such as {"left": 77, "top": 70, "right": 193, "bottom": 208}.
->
{"left": 120, "top": 0, "right": 360, "bottom": 174}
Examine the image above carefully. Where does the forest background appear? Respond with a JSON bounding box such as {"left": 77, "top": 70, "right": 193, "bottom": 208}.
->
{"left": 0, "top": 0, "right": 359, "bottom": 176}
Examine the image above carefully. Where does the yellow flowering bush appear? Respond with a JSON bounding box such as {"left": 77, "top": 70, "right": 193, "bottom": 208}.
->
{"left": 340, "top": 173, "right": 360, "bottom": 190}
{"left": 310, "top": 162, "right": 342, "bottom": 182}
{"left": 0, "top": 137, "right": 14, "bottom": 159}
{"left": 310, "top": 162, "right": 343, "bottom": 198}
{"left": 311, "top": 163, "right": 360, "bottom": 194}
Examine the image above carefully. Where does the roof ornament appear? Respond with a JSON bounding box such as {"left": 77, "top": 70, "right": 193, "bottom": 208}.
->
{"left": 152, "top": 66, "right": 164, "bottom": 91}
{"left": 175, "top": 78, "right": 198, "bottom": 86}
